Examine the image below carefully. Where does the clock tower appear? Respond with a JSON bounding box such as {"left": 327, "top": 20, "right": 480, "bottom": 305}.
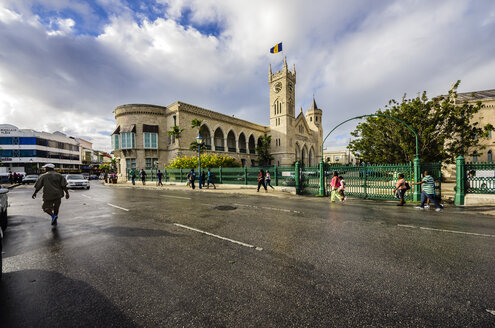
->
{"left": 268, "top": 57, "right": 296, "bottom": 165}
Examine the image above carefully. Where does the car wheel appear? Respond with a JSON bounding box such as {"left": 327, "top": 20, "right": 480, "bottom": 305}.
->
{"left": 0, "top": 209, "right": 7, "bottom": 232}
{"left": 87, "top": 186, "right": 90, "bottom": 190}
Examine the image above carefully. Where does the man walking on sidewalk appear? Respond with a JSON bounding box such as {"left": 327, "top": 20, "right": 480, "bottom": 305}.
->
{"left": 412, "top": 170, "right": 444, "bottom": 211}
{"left": 32, "top": 164, "right": 70, "bottom": 226}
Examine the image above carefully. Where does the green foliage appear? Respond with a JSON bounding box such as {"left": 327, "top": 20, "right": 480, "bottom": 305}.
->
{"left": 348, "top": 81, "right": 492, "bottom": 164}
{"left": 191, "top": 118, "right": 203, "bottom": 130}
{"left": 99, "top": 163, "right": 111, "bottom": 172}
{"left": 167, "top": 154, "right": 241, "bottom": 169}
{"left": 256, "top": 135, "right": 273, "bottom": 166}
{"left": 167, "top": 125, "right": 184, "bottom": 139}
{"left": 189, "top": 141, "right": 208, "bottom": 151}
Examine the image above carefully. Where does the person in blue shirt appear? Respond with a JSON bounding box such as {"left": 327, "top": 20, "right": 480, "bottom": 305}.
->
{"left": 187, "top": 169, "right": 196, "bottom": 190}
{"left": 157, "top": 170, "right": 163, "bottom": 186}
{"left": 207, "top": 168, "right": 216, "bottom": 189}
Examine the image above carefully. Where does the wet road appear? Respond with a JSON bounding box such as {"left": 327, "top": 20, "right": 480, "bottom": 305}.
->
{"left": 1, "top": 182, "right": 495, "bottom": 327}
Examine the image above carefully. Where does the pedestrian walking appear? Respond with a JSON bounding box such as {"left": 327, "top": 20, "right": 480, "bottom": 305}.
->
{"left": 130, "top": 169, "right": 136, "bottom": 185}
{"left": 257, "top": 169, "right": 267, "bottom": 193}
{"left": 157, "top": 170, "right": 163, "bottom": 186}
{"left": 8, "top": 170, "right": 13, "bottom": 184}
{"left": 412, "top": 170, "right": 444, "bottom": 211}
{"left": 140, "top": 168, "right": 147, "bottom": 185}
{"left": 338, "top": 175, "right": 347, "bottom": 201}
{"left": 207, "top": 168, "right": 216, "bottom": 189}
{"left": 201, "top": 170, "right": 206, "bottom": 188}
{"left": 265, "top": 170, "right": 275, "bottom": 189}
{"left": 393, "top": 173, "right": 409, "bottom": 206}
{"left": 330, "top": 171, "right": 343, "bottom": 202}
{"left": 188, "top": 169, "right": 196, "bottom": 190}
{"left": 31, "top": 164, "right": 69, "bottom": 226}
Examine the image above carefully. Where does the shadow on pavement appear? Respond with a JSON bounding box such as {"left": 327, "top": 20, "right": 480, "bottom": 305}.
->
{"left": 0, "top": 269, "right": 137, "bottom": 328}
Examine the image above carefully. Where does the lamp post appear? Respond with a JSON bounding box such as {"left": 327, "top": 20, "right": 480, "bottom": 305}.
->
{"left": 196, "top": 134, "right": 203, "bottom": 189}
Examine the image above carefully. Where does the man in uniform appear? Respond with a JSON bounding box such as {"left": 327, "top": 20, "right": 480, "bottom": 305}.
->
{"left": 32, "top": 164, "right": 70, "bottom": 226}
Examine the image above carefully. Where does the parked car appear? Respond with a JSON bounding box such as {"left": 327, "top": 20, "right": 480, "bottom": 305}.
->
{"left": 89, "top": 174, "right": 99, "bottom": 180}
{"left": 22, "top": 174, "right": 39, "bottom": 184}
{"left": 0, "top": 184, "right": 9, "bottom": 231}
{"left": 66, "top": 174, "right": 90, "bottom": 189}
{"left": 82, "top": 173, "right": 90, "bottom": 180}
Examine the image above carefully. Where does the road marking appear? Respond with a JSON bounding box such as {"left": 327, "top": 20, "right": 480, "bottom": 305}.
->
{"left": 107, "top": 203, "right": 130, "bottom": 211}
{"left": 174, "top": 223, "right": 263, "bottom": 251}
{"left": 163, "top": 195, "right": 192, "bottom": 200}
{"left": 234, "top": 203, "right": 301, "bottom": 214}
{"left": 82, "top": 194, "right": 92, "bottom": 199}
{"left": 398, "top": 224, "right": 495, "bottom": 238}
{"left": 487, "top": 309, "right": 495, "bottom": 315}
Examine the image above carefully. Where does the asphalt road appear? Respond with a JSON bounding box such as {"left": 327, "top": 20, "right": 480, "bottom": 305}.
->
{"left": 1, "top": 182, "right": 495, "bottom": 327}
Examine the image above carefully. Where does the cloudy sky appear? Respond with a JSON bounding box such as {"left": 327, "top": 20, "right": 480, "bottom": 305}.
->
{"left": 1, "top": 0, "right": 495, "bottom": 152}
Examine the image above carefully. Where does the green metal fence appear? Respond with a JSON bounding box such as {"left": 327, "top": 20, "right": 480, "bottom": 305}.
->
{"left": 300, "top": 165, "right": 321, "bottom": 195}
{"left": 465, "top": 162, "right": 495, "bottom": 194}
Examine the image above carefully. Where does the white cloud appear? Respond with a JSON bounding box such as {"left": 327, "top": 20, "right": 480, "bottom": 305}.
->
{"left": 0, "top": 0, "right": 495, "bottom": 152}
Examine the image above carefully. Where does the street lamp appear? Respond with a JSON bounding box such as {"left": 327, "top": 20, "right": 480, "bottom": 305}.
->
{"left": 196, "top": 133, "right": 203, "bottom": 189}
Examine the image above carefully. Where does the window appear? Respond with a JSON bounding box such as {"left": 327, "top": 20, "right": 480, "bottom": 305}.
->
{"left": 310, "top": 117, "right": 312, "bottom": 122}
{"left": 0, "top": 150, "right": 12, "bottom": 157}
{"left": 488, "top": 150, "right": 493, "bottom": 162}
{"left": 121, "top": 132, "right": 135, "bottom": 149}
{"left": 145, "top": 158, "right": 159, "bottom": 169}
{"left": 0, "top": 137, "right": 13, "bottom": 145}
{"left": 334, "top": 156, "right": 340, "bottom": 162}
{"left": 112, "top": 134, "right": 120, "bottom": 150}
{"left": 489, "top": 130, "right": 492, "bottom": 139}
{"left": 144, "top": 133, "right": 158, "bottom": 149}
{"left": 315, "top": 117, "right": 318, "bottom": 122}
{"left": 473, "top": 153, "right": 478, "bottom": 163}
{"left": 126, "top": 158, "right": 136, "bottom": 170}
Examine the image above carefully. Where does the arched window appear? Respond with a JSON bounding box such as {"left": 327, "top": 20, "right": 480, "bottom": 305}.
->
{"left": 227, "top": 130, "right": 236, "bottom": 152}
{"left": 238, "top": 133, "right": 246, "bottom": 153}
{"left": 248, "top": 135, "right": 256, "bottom": 154}
{"left": 214, "top": 128, "right": 224, "bottom": 151}
{"left": 199, "top": 125, "right": 211, "bottom": 150}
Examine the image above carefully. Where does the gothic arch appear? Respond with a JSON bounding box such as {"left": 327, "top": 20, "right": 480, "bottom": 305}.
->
{"left": 213, "top": 127, "right": 225, "bottom": 151}
{"left": 227, "top": 130, "right": 236, "bottom": 152}
{"left": 301, "top": 144, "right": 308, "bottom": 166}
{"left": 238, "top": 132, "right": 247, "bottom": 153}
{"left": 199, "top": 124, "right": 212, "bottom": 150}
{"left": 309, "top": 146, "right": 315, "bottom": 166}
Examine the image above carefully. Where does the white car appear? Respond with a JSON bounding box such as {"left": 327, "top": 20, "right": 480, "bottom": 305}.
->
{"left": 66, "top": 174, "right": 90, "bottom": 189}
{"left": 0, "top": 184, "right": 9, "bottom": 231}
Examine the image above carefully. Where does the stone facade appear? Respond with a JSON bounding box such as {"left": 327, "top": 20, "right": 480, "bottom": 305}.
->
{"left": 112, "top": 59, "right": 323, "bottom": 175}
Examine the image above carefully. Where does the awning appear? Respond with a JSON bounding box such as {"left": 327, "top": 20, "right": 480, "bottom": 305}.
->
{"left": 120, "top": 125, "right": 136, "bottom": 133}
{"left": 112, "top": 126, "right": 120, "bottom": 135}
{"left": 143, "top": 124, "right": 159, "bottom": 133}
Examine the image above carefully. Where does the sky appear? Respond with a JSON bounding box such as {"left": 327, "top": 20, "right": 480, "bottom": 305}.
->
{"left": 1, "top": 0, "right": 495, "bottom": 152}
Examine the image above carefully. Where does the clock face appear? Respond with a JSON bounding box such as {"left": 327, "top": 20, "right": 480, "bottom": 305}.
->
{"left": 274, "top": 82, "right": 282, "bottom": 93}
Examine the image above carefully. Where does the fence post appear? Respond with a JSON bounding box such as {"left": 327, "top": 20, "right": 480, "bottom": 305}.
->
{"left": 413, "top": 157, "right": 421, "bottom": 202}
{"left": 180, "top": 168, "right": 183, "bottom": 182}
{"left": 164, "top": 169, "right": 167, "bottom": 182}
{"left": 219, "top": 166, "right": 223, "bottom": 184}
{"left": 295, "top": 161, "right": 300, "bottom": 194}
{"left": 455, "top": 156, "right": 465, "bottom": 205}
{"left": 244, "top": 166, "right": 248, "bottom": 185}
{"left": 318, "top": 160, "right": 325, "bottom": 196}
{"left": 363, "top": 162, "right": 368, "bottom": 199}
{"left": 274, "top": 165, "right": 278, "bottom": 186}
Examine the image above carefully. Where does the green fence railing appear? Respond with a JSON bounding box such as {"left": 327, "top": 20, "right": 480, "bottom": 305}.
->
{"left": 465, "top": 162, "right": 495, "bottom": 194}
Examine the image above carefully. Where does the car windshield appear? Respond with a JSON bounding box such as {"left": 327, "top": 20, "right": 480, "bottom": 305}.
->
{"left": 67, "top": 175, "right": 84, "bottom": 180}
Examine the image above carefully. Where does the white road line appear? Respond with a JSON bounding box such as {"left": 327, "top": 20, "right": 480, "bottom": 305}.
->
{"left": 398, "top": 224, "right": 495, "bottom": 238}
{"left": 163, "top": 195, "right": 192, "bottom": 200}
{"left": 81, "top": 194, "right": 92, "bottom": 199}
{"left": 234, "top": 203, "right": 301, "bottom": 214}
{"left": 174, "top": 223, "right": 263, "bottom": 251}
{"left": 107, "top": 203, "right": 130, "bottom": 212}
{"left": 486, "top": 309, "right": 495, "bottom": 316}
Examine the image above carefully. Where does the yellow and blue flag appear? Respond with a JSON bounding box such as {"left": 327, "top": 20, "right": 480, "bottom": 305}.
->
{"left": 270, "top": 42, "right": 283, "bottom": 53}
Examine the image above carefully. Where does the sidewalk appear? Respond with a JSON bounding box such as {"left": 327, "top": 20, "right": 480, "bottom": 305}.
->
{"left": 105, "top": 180, "right": 298, "bottom": 199}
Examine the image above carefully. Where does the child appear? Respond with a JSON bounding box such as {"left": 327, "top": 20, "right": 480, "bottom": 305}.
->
{"left": 338, "top": 175, "right": 347, "bottom": 201}
{"left": 330, "top": 171, "right": 343, "bottom": 202}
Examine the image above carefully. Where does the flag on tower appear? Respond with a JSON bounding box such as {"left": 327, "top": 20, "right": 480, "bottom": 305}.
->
{"left": 270, "top": 42, "right": 283, "bottom": 53}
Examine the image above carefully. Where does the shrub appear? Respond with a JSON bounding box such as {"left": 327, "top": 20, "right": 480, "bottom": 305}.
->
{"left": 166, "top": 154, "right": 241, "bottom": 169}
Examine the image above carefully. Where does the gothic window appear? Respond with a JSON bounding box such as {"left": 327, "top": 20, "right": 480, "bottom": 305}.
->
{"left": 488, "top": 150, "right": 493, "bottom": 162}
{"left": 310, "top": 117, "right": 312, "bottom": 122}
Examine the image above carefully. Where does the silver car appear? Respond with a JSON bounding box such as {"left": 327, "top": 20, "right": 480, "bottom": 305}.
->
{"left": 0, "top": 184, "right": 9, "bottom": 231}
{"left": 66, "top": 174, "right": 90, "bottom": 189}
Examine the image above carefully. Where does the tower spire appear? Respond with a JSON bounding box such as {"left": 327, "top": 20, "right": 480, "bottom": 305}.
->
{"left": 283, "top": 56, "right": 288, "bottom": 72}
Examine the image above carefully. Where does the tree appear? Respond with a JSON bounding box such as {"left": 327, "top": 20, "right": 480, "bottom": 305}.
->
{"left": 189, "top": 141, "right": 207, "bottom": 152}
{"left": 167, "top": 125, "right": 184, "bottom": 141}
{"left": 191, "top": 118, "right": 203, "bottom": 130}
{"left": 167, "top": 154, "right": 241, "bottom": 169}
{"left": 256, "top": 135, "right": 273, "bottom": 166}
{"left": 348, "top": 81, "right": 492, "bottom": 164}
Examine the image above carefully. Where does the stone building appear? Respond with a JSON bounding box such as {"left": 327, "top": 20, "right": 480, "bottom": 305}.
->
{"left": 455, "top": 89, "right": 495, "bottom": 162}
{"left": 111, "top": 58, "right": 323, "bottom": 174}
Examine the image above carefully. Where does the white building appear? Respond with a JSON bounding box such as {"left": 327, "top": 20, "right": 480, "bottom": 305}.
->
{"left": 0, "top": 124, "right": 81, "bottom": 173}
{"left": 323, "top": 147, "right": 356, "bottom": 165}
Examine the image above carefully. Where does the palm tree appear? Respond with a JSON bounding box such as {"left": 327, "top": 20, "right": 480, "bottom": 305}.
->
{"left": 168, "top": 125, "right": 184, "bottom": 142}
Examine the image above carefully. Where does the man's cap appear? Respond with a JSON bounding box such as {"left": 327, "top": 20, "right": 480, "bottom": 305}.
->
{"left": 42, "top": 163, "right": 55, "bottom": 169}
